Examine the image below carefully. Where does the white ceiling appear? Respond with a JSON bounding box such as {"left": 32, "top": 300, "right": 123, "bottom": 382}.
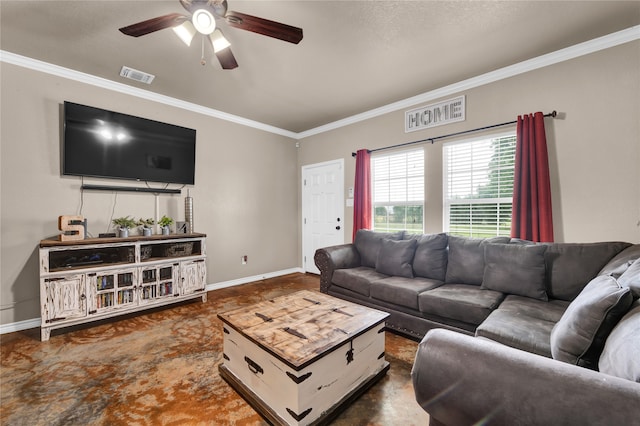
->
{"left": 1, "top": 1, "right": 639, "bottom": 133}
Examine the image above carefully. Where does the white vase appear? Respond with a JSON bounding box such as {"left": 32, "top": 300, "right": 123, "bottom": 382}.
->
{"left": 119, "top": 228, "right": 129, "bottom": 238}
{"left": 162, "top": 226, "right": 170, "bottom": 235}
{"left": 143, "top": 228, "right": 152, "bottom": 237}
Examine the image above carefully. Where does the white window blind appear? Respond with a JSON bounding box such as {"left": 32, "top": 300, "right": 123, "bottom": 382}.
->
{"left": 372, "top": 149, "right": 424, "bottom": 234}
{"left": 443, "top": 133, "right": 516, "bottom": 237}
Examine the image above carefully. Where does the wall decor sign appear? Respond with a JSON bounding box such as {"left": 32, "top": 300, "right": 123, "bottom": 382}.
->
{"left": 405, "top": 95, "right": 465, "bottom": 133}
{"left": 58, "top": 215, "right": 86, "bottom": 241}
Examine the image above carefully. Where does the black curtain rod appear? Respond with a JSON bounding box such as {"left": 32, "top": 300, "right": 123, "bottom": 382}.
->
{"left": 352, "top": 110, "right": 557, "bottom": 157}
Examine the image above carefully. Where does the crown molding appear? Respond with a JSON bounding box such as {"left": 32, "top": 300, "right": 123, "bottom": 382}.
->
{"left": 297, "top": 25, "right": 640, "bottom": 139}
{"left": 1, "top": 25, "right": 638, "bottom": 140}
{"left": 0, "top": 51, "right": 299, "bottom": 139}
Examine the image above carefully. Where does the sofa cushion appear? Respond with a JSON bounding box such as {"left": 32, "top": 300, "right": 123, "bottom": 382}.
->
{"left": 375, "top": 238, "right": 416, "bottom": 278}
{"left": 599, "top": 301, "right": 640, "bottom": 382}
{"left": 618, "top": 257, "right": 640, "bottom": 299}
{"left": 332, "top": 266, "right": 388, "bottom": 297}
{"left": 481, "top": 243, "right": 548, "bottom": 301}
{"left": 354, "top": 230, "right": 403, "bottom": 268}
{"left": 370, "top": 276, "right": 442, "bottom": 310}
{"left": 445, "top": 236, "right": 510, "bottom": 285}
{"left": 405, "top": 233, "right": 449, "bottom": 281}
{"left": 550, "top": 275, "right": 633, "bottom": 369}
{"left": 476, "top": 309, "right": 556, "bottom": 357}
{"left": 598, "top": 244, "right": 640, "bottom": 278}
{"left": 418, "top": 284, "right": 505, "bottom": 326}
{"left": 543, "top": 242, "right": 630, "bottom": 301}
{"left": 476, "top": 295, "right": 568, "bottom": 357}
{"left": 495, "top": 295, "right": 569, "bottom": 323}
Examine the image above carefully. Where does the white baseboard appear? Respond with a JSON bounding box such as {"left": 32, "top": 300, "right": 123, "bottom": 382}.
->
{"left": 0, "top": 267, "right": 305, "bottom": 335}
{"left": 206, "top": 267, "right": 305, "bottom": 291}
{"left": 0, "top": 318, "right": 41, "bottom": 335}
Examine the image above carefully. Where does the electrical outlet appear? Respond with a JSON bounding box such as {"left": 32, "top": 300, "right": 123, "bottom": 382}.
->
{"left": 241, "top": 255, "right": 248, "bottom": 265}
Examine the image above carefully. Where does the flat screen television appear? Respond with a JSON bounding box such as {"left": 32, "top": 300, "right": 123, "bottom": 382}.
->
{"left": 62, "top": 101, "right": 196, "bottom": 185}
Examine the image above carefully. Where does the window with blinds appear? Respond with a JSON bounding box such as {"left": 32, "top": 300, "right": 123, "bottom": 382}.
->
{"left": 372, "top": 149, "right": 424, "bottom": 234}
{"left": 443, "top": 133, "right": 516, "bottom": 237}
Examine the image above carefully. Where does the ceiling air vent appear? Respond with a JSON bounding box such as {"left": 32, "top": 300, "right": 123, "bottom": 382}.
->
{"left": 119, "top": 66, "right": 155, "bottom": 84}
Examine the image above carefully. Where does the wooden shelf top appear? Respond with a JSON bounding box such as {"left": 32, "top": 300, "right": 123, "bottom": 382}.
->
{"left": 40, "top": 233, "right": 207, "bottom": 248}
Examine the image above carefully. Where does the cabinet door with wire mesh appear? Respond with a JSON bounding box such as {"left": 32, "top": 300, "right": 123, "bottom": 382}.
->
{"left": 87, "top": 268, "right": 137, "bottom": 313}
{"left": 139, "top": 264, "right": 175, "bottom": 304}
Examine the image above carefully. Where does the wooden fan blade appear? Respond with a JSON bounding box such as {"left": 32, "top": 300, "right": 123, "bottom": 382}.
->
{"left": 215, "top": 47, "right": 238, "bottom": 70}
{"left": 225, "top": 11, "right": 303, "bottom": 44}
{"left": 119, "top": 13, "right": 188, "bottom": 37}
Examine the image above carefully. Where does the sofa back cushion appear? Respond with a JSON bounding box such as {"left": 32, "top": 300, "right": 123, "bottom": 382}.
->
{"left": 481, "top": 244, "right": 548, "bottom": 301}
{"left": 599, "top": 300, "right": 640, "bottom": 382}
{"left": 543, "top": 242, "right": 630, "bottom": 301}
{"left": 406, "top": 233, "right": 449, "bottom": 281}
{"left": 598, "top": 244, "right": 640, "bottom": 278}
{"left": 618, "top": 257, "right": 640, "bottom": 299}
{"left": 550, "top": 275, "right": 632, "bottom": 369}
{"left": 445, "top": 236, "right": 510, "bottom": 285}
{"left": 354, "top": 230, "right": 403, "bottom": 268}
{"left": 375, "top": 238, "right": 417, "bottom": 278}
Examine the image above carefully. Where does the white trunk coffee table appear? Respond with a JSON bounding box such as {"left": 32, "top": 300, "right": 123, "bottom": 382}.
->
{"left": 218, "top": 290, "right": 390, "bottom": 426}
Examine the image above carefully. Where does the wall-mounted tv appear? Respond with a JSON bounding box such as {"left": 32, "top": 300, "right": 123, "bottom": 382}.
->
{"left": 62, "top": 101, "right": 196, "bottom": 185}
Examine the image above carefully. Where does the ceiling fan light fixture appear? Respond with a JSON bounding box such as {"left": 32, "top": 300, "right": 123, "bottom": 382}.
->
{"left": 210, "top": 29, "right": 231, "bottom": 53}
{"left": 172, "top": 21, "right": 196, "bottom": 46}
{"left": 192, "top": 9, "right": 216, "bottom": 35}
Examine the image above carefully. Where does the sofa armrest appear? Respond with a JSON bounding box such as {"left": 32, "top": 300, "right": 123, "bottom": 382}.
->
{"left": 314, "top": 244, "right": 361, "bottom": 293}
{"left": 411, "top": 329, "right": 640, "bottom": 426}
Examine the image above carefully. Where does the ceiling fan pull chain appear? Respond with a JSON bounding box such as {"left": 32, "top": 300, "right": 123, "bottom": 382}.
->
{"left": 200, "top": 36, "right": 206, "bottom": 66}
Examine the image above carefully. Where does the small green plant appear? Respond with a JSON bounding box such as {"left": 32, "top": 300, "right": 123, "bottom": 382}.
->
{"left": 158, "top": 215, "right": 174, "bottom": 228}
{"left": 112, "top": 216, "right": 137, "bottom": 230}
{"left": 136, "top": 218, "right": 155, "bottom": 229}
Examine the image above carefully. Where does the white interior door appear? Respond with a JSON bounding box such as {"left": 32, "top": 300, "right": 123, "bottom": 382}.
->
{"left": 302, "top": 159, "right": 345, "bottom": 274}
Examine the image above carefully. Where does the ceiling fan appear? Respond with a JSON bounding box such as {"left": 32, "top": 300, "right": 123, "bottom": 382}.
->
{"left": 119, "top": 0, "right": 303, "bottom": 70}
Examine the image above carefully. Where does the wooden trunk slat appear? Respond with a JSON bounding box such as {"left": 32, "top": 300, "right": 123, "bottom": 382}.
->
{"left": 218, "top": 290, "right": 388, "bottom": 370}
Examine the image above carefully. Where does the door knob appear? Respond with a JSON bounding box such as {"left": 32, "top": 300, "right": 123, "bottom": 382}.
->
{"left": 336, "top": 226, "right": 341, "bottom": 230}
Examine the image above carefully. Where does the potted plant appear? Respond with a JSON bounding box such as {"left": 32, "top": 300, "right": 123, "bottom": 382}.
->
{"left": 137, "top": 218, "right": 155, "bottom": 236}
{"left": 158, "top": 215, "right": 174, "bottom": 235}
{"left": 112, "top": 216, "right": 136, "bottom": 238}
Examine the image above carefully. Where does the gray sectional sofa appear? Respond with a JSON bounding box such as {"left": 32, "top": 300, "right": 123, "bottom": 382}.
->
{"left": 315, "top": 229, "right": 640, "bottom": 425}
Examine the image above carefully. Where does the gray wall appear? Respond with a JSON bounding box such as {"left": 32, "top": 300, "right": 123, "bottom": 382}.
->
{"left": 298, "top": 41, "right": 640, "bottom": 245}
{"left": 1, "top": 63, "right": 299, "bottom": 325}
{"left": 1, "top": 39, "right": 639, "bottom": 328}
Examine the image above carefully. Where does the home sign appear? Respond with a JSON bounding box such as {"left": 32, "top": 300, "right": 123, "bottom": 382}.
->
{"left": 405, "top": 95, "right": 465, "bottom": 133}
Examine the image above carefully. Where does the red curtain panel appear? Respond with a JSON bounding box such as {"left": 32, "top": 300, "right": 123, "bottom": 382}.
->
{"left": 353, "top": 149, "right": 372, "bottom": 241}
{"left": 511, "top": 112, "right": 554, "bottom": 242}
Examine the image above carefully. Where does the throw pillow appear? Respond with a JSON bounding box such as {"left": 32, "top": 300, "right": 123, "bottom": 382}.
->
{"left": 445, "top": 235, "right": 510, "bottom": 285}
{"left": 375, "top": 238, "right": 417, "bottom": 278}
{"left": 481, "top": 243, "right": 548, "bottom": 301}
{"left": 354, "top": 229, "right": 403, "bottom": 268}
{"left": 408, "top": 233, "right": 449, "bottom": 281}
{"left": 598, "top": 301, "right": 640, "bottom": 382}
{"left": 550, "top": 275, "right": 633, "bottom": 369}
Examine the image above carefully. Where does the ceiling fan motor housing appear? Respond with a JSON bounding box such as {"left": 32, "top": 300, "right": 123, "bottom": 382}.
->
{"left": 192, "top": 9, "right": 216, "bottom": 34}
